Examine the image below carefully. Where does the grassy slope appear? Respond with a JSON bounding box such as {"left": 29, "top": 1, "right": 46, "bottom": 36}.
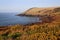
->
{"left": 18, "top": 7, "right": 60, "bottom": 16}
{"left": 0, "top": 7, "right": 60, "bottom": 40}
{"left": 0, "top": 22, "right": 60, "bottom": 40}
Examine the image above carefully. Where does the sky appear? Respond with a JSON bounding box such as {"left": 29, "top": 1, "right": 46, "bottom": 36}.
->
{"left": 0, "top": 0, "right": 60, "bottom": 12}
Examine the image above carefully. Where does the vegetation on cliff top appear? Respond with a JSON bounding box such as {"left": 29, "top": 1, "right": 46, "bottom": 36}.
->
{"left": 0, "top": 22, "right": 60, "bottom": 40}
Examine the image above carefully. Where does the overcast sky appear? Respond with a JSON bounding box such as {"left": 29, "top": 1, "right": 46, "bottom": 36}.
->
{"left": 0, "top": 0, "right": 60, "bottom": 12}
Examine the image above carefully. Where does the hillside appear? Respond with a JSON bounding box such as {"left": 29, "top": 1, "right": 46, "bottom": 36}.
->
{"left": 18, "top": 7, "right": 60, "bottom": 23}
{"left": 0, "top": 22, "right": 60, "bottom": 40}
{"left": 18, "top": 7, "right": 60, "bottom": 16}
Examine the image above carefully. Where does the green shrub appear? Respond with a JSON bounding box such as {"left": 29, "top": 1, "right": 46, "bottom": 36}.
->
{"left": 11, "top": 32, "right": 22, "bottom": 39}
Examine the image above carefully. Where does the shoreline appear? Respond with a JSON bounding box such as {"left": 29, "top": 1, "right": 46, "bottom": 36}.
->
{"left": 0, "top": 14, "right": 55, "bottom": 26}
{"left": 17, "top": 14, "right": 43, "bottom": 17}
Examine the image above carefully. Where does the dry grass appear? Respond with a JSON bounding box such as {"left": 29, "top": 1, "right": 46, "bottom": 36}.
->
{"left": 18, "top": 7, "right": 60, "bottom": 16}
{"left": 0, "top": 22, "right": 60, "bottom": 40}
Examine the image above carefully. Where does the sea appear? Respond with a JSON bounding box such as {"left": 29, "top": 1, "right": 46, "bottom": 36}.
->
{"left": 0, "top": 13, "right": 41, "bottom": 26}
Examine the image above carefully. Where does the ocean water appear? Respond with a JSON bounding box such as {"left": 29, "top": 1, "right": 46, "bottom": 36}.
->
{"left": 0, "top": 13, "right": 41, "bottom": 26}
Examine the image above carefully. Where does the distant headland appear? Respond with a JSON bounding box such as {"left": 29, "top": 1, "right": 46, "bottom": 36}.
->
{"left": 17, "top": 7, "right": 60, "bottom": 16}
{"left": 17, "top": 7, "right": 60, "bottom": 23}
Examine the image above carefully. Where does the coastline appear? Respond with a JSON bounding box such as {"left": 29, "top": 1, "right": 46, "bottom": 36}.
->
{"left": 0, "top": 7, "right": 60, "bottom": 40}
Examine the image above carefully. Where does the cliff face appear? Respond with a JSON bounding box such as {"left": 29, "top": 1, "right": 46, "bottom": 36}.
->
{"left": 18, "top": 7, "right": 60, "bottom": 16}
